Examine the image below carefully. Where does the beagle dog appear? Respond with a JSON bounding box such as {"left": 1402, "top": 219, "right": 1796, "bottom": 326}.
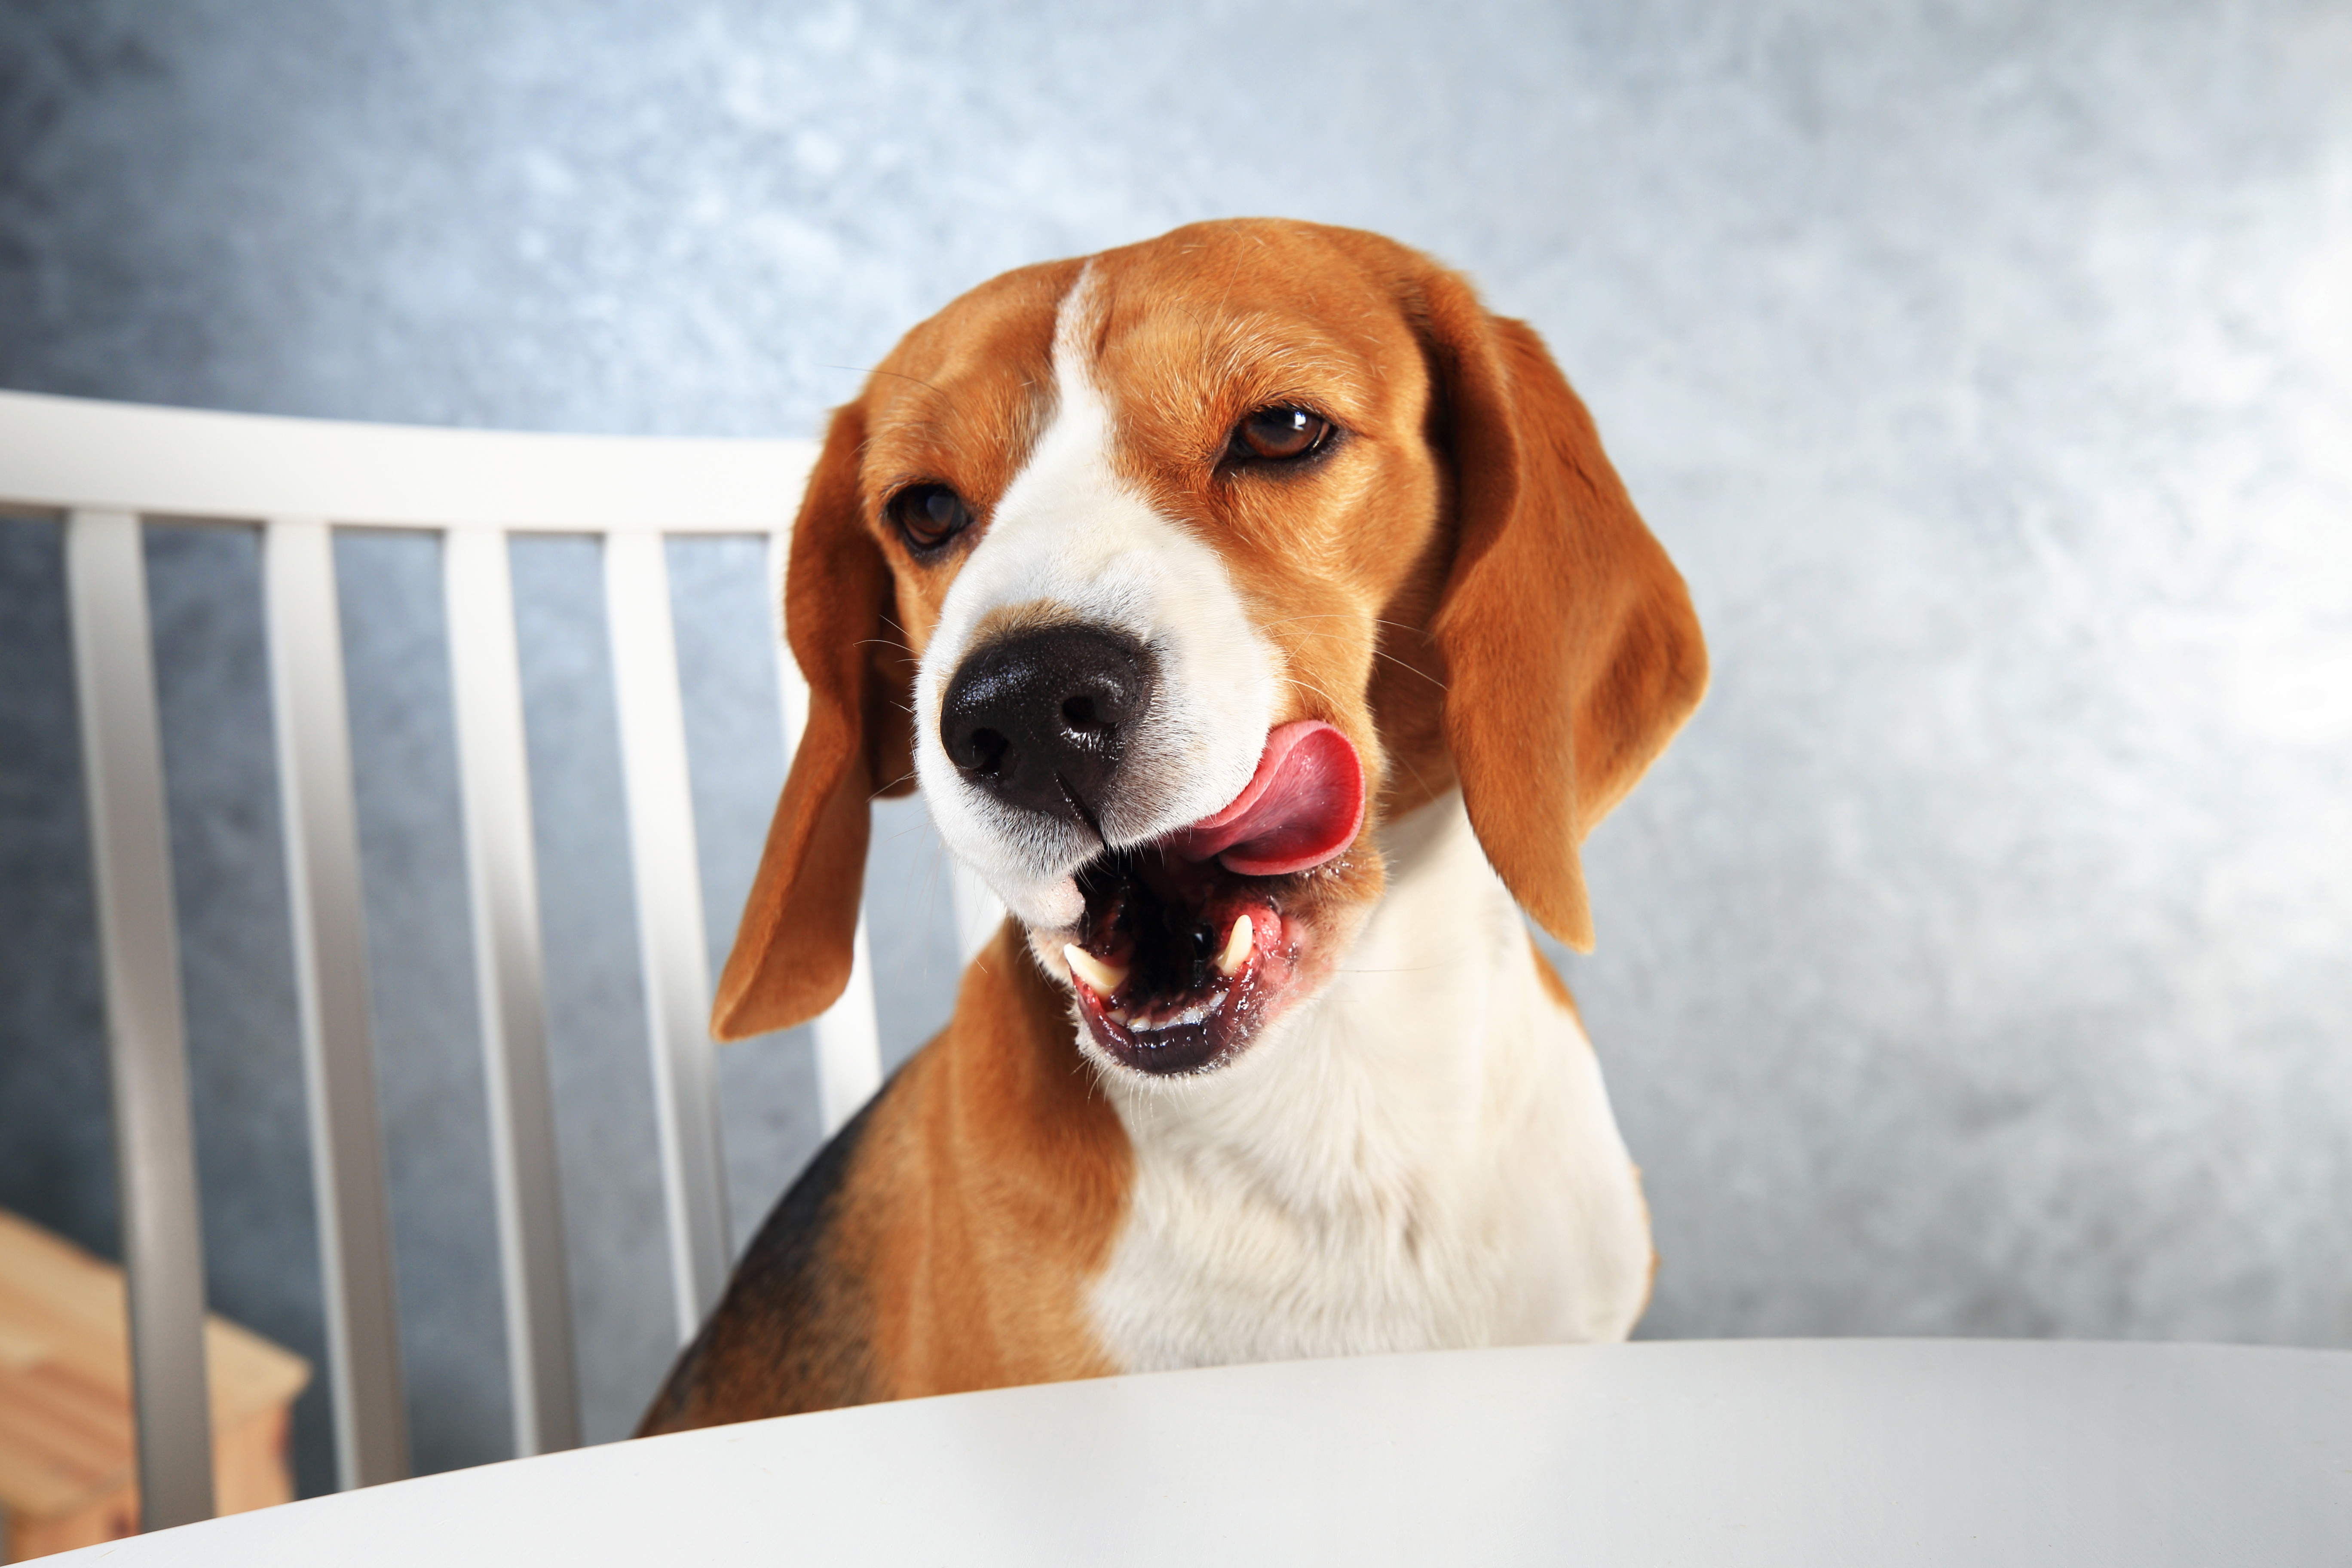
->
{"left": 638, "top": 218, "right": 1706, "bottom": 1433}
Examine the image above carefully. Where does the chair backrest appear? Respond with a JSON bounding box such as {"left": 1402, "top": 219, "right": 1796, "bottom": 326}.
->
{"left": 0, "top": 390, "right": 993, "bottom": 1526}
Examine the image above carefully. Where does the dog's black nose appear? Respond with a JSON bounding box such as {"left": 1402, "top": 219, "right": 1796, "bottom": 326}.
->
{"left": 940, "top": 627, "right": 1152, "bottom": 830}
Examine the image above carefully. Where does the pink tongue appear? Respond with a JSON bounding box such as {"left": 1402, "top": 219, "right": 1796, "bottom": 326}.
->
{"left": 1173, "top": 720, "right": 1365, "bottom": 877}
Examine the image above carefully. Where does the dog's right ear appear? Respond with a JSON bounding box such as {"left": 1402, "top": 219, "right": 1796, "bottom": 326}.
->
{"left": 1412, "top": 264, "right": 1708, "bottom": 954}
{"left": 712, "top": 400, "right": 914, "bottom": 1040}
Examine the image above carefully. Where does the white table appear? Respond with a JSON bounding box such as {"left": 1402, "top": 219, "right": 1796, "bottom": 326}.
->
{"left": 58, "top": 1340, "right": 2352, "bottom": 1565}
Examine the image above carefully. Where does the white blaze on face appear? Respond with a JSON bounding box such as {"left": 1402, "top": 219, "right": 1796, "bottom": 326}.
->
{"left": 914, "top": 268, "right": 1281, "bottom": 932}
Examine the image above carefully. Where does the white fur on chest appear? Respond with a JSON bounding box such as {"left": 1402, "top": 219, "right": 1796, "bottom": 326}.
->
{"left": 1085, "top": 793, "right": 1654, "bottom": 1372}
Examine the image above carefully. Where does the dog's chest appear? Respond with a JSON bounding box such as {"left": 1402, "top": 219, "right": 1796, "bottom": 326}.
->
{"left": 1083, "top": 796, "right": 1653, "bottom": 1373}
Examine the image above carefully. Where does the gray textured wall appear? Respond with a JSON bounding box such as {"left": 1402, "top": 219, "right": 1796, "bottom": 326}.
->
{"left": 3, "top": 0, "right": 2348, "bottom": 1496}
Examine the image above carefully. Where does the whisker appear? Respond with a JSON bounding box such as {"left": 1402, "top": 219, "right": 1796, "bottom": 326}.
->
{"left": 1390, "top": 750, "right": 1439, "bottom": 801}
{"left": 1366, "top": 649, "right": 1447, "bottom": 688}
{"left": 1246, "top": 615, "right": 1449, "bottom": 689}
{"left": 1276, "top": 674, "right": 1345, "bottom": 709}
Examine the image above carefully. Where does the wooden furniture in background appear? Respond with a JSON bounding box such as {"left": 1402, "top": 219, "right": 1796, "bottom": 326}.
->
{"left": 0, "top": 1210, "right": 309, "bottom": 1561}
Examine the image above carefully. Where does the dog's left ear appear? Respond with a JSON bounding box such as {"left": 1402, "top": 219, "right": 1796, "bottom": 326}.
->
{"left": 711, "top": 399, "right": 917, "bottom": 1040}
{"left": 1416, "top": 269, "right": 1708, "bottom": 952}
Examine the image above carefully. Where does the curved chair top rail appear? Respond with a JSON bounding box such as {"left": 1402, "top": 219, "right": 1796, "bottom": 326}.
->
{"left": 0, "top": 388, "right": 817, "bottom": 531}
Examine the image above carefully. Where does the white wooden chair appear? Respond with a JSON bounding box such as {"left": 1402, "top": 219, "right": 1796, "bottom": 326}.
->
{"left": 0, "top": 389, "right": 995, "bottom": 1531}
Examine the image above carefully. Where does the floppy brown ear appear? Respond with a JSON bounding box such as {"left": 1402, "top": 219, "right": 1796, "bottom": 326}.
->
{"left": 1420, "top": 272, "right": 1708, "bottom": 952}
{"left": 711, "top": 400, "right": 917, "bottom": 1040}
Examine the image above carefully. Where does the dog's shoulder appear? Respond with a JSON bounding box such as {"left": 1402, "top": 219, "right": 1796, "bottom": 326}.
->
{"left": 635, "top": 1076, "right": 891, "bottom": 1434}
{"left": 638, "top": 928, "right": 1130, "bottom": 1433}
{"left": 850, "top": 928, "right": 1131, "bottom": 1398}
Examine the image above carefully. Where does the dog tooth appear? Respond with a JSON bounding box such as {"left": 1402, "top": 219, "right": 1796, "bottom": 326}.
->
{"left": 1065, "top": 944, "right": 1128, "bottom": 995}
{"left": 1216, "top": 913, "right": 1255, "bottom": 977}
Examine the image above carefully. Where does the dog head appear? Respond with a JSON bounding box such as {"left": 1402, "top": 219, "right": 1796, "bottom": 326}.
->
{"left": 714, "top": 219, "right": 1705, "bottom": 1078}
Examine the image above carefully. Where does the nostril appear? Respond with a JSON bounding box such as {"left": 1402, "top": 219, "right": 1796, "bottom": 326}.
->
{"left": 1061, "top": 695, "right": 1100, "bottom": 732}
{"left": 956, "top": 726, "right": 1010, "bottom": 775}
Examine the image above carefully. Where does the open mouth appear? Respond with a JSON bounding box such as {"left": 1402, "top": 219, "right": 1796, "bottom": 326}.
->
{"left": 1060, "top": 721, "right": 1363, "bottom": 1076}
{"left": 1064, "top": 849, "right": 1285, "bottom": 1075}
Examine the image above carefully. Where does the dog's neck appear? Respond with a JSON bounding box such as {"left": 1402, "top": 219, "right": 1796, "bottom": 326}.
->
{"left": 1082, "top": 789, "right": 1649, "bottom": 1371}
{"left": 1095, "top": 788, "right": 1538, "bottom": 1197}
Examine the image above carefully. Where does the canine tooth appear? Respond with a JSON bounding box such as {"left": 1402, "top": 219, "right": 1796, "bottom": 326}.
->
{"left": 1216, "top": 913, "right": 1255, "bottom": 977}
{"left": 1065, "top": 944, "right": 1128, "bottom": 995}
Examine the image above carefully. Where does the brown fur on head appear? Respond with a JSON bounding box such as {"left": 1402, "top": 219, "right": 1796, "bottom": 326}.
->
{"left": 713, "top": 220, "right": 1704, "bottom": 1043}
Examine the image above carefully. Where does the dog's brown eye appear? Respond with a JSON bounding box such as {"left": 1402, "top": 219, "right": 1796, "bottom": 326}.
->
{"left": 889, "top": 484, "right": 971, "bottom": 553}
{"left": 1229, "top": 407, "right": 1334, "bottom": 463}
